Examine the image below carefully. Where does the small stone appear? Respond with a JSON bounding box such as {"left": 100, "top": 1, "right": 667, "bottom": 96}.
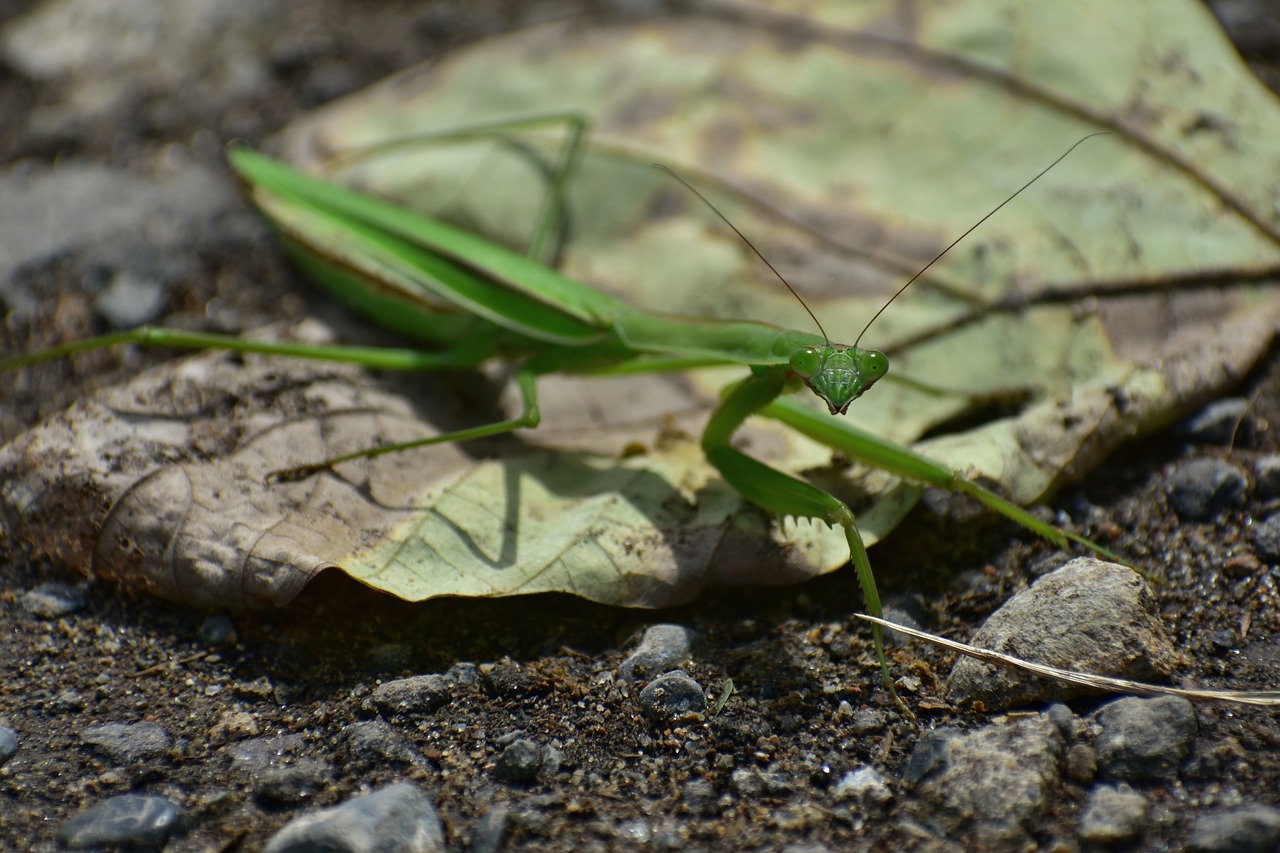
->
{"left": 0, "top": 727, "right": 17, "bottom": 767}
{"left": 1091, "top": 696, "right": 1197, "bottom": 782}
{"left": 729, "top": 767, "right": 792, "bottom": 798}
{"left": 197, "top": 615, "right": 238, "bottom": 646}
{"left": 946, "top": 558, "right": 1176, "bottom": 710}
{"left": 1179, "top": 398, "right": 1250, "bottom": 445}
{"left": 904, "top": 709, "right": 1066, "bottom": 844}
{"left": 210, "top": 710, "right": 260, "bottom": 741}
{"left": 94, "top": 269, "right": 167, "bottom": 328}
{"left": 1188, "top": 805, "right": 1280, "bottom": 853}
{"left": 1166, "top": 458, "right": 1247, "bottom": 522}
{"left": 20, "top": 582, "right": 87, "bottom": 618}
{"left": 619, "top": 624, "right": 695, "bottom": 681}
{"left": 81, "top": 722, "right": 171, "bottom": 763}
{"left": 833, "top": 766, "right": 892, "bottom": 805}
{"left": 638, "top": 670, "right": 706, "bottom": 719}
{"left": 51, "top": 689, "right": 87, "bottom": 712}
{"left": 729, "top": 767, "right": 764, "bottom": 797}
{"left": 1064, "top": 743, "right": 1097, "bottom": 784}
{"left": 445, "top": 662, "right": 479, "bottom": 686}
{"left": 1254, "top": 456, "right": 1280, "bottom": 501}
{"left": 342, "top": 720, "right": 421, "bottom": 766}
{"left": 616, "top": 817, "right": 651, "bottom": 843}
{"left": 263, "top": 783, "right": 444, "bottom": 853}
{"left": 1079, "top": 784, "right": 1148, "bottom": 844}
{"left": 226, "top": 734, "right": 306, "bottom": 772}
{"left": 681, "top": 778, "right": 718, "bottom": 816}
{"left": 58, "top": 794, "right": 185, "bottom": 848}
{"left": 470, "top": 805, "right": 511, "bottom": 853}
{"left": 880, "top": 600, "right": 925, "bottom": 647}
{"left": 1253, "top": 514, "right": 1280, "bottom": 563}
{"left": 480, "top": 662, "right": 548, "bottom": 698}
{"left": 255, "top": 759, "right": 330, "bottom": 806}
{"left": 1045, "top": 702, "right": 1077, "bottom": 739}
{"left": 900, "top": 729, "right": 951, "bottom": 785}
{"left": 846, "top": 707, "right": 888, "bottom": 736}
{"left": 366, "top": 675, "right": 452, "bottom": 715}
{"left": 494, "top": 738, "right": 546, "bottom": 783}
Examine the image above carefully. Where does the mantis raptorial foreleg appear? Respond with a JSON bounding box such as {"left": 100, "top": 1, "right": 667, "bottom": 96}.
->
{"left": 700, "top": 366, "right": 901, "bottom": 710}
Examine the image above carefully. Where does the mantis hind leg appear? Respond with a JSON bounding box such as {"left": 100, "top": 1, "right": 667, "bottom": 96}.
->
{"left": 762, "top": 395, "right": 1119, "bottom": 560}
{"left": 703, "top": 368, "right": 907, "bottom": 715}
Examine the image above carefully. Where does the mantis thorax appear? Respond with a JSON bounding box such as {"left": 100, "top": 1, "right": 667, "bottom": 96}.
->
{"left": 789, "top": 345, "right": 889, "bottom": 416}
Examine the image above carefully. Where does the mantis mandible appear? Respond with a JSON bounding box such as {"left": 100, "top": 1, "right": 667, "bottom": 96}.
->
{"left": 0, "top": 126, "right": 1111, "bottom": 709}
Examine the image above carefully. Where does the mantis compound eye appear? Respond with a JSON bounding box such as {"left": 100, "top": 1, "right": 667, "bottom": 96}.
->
{"left": 859, "top": 350, "right": 889, "bottom": 383}
{"left": 789, "top": 346, "right": 822, "bottom": 378}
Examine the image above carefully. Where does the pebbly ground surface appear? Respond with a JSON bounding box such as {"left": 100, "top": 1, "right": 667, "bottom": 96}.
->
{"left": 2, "top": 1, "right": 1280, "bottom": 851}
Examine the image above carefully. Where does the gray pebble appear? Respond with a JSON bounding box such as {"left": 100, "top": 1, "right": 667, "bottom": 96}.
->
{"left": 1180, "top": 398, "right": 1250, "bottom": 445}
{"left": 846, "top": 707, "right": 888, "bottom": 736}
{"left": 197, "top": 615, "right": 237, "bottom": 646}
{"left": 0, "top": 726, "right": 17, "bottom": 767}
{"left": 445, "top": 662, "right": 479, "bottom": 686}
{"left": 263, "top": 783, "right": 444, "bottom": 853}
{"left": 81, "top": 721, "right": 170, "bottom": 763}
{"left": 620, "top": 624, "right": 694, "bottom": 681}
{"left": 58, "top": 794, "right": 185, "bottom": 848}
{"left": 1046, "top": 702, "right": 1078, "bottom": 739}
{"left": 20, "top": 581, "right": 87, "bottom": 618}
{"left": 342, "top": 720, "right": 421, "bottom": 766}
{"left": 366, "top": 674, "right": 452, "bottom": 715}
{"left": 1091, "top": 695, "right": 1197, "bottom": 782}
{"left": 1166, "top": 457, "right": 1247, "bottom": 521}
{"left": 899, "top": 729, "right": 950, "bottom": 785}
{"left": 880, "top": 601, "right": 925, "bottom": 647}
{"left": 51, "top": 689, "right": 87, "bottom": 713}
{"left": 494, "top": 738, "right": 546, "bottom": 783}
{"left": 1064, "top": 743, "right": 1097, "bottom": 783}
{"left": 1079, "top": 784, "right": 1147, "bottom": 845}
{"left": 946, "top": 558, "right": 1176, "bottom": 709}
{"left": 94, "top": 269, "right": 167, "bottom": 328}
{"left": 904, "top": 709, "right": 1066, "bottom": 844}
{"left": 1254, "top": 456, "right": 1280, "bottom": 501}
{"left": 729, "top": 766, "right": 792, "bottom": 798}
{"left": 470, "top": 805, "right": 511, "bottom": 853}
{"left": 681, "top": 778, "right": 719, "bottom": 816}
{"left": 1188, "top": 804, "right": 1280, "bottom": 853}
{"left": 255, "top": 759, "right": 331, "bottom": 806}
{"left": 638, "top": 670, "right": 706, "bottom": 719}
{"left": 1252, "top": 513, "right": 1280, "bottom": 562}
{"left": 832, "top": 766, "right": 892, "bottom": 805}
{"left": 226, "top": 734, "right": 306, "bottom": 772}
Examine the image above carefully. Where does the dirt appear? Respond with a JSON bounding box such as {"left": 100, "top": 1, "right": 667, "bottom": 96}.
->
{"left": 2, "top": 2, "right": 1280, "bottom": 851}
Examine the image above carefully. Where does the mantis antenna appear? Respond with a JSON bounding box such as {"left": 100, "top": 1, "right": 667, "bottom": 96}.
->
{"left": 656, "top": 132, "right": 1108, "bottom": 352}
{"left": 853, "top": 131, "right": 1111, "bottom": 348}
{"left": 653, "top": 163, "right": 831, "bottom": 345}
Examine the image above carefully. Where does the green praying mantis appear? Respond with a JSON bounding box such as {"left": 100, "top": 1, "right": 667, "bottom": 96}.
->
{"left": 0, "top": 123, "right": 1114, "bottom": 709}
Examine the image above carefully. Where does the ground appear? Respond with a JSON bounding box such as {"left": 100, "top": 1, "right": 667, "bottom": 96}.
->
{"left": 1, "top": 1, "right": 1280, "bottom": 851}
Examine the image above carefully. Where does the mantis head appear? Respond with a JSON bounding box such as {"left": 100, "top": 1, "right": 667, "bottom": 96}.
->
{"left": 790, "top": 345, "right": 889, "bottom": 415}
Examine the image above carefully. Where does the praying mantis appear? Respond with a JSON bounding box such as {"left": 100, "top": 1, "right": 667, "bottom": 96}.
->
{"left": 0, "top": 123, "right": 1113, "bottom": 708}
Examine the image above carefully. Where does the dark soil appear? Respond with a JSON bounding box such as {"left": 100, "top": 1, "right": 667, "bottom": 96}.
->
{"left": 2, "top": 2, "right": 1279, "bottom": 851}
